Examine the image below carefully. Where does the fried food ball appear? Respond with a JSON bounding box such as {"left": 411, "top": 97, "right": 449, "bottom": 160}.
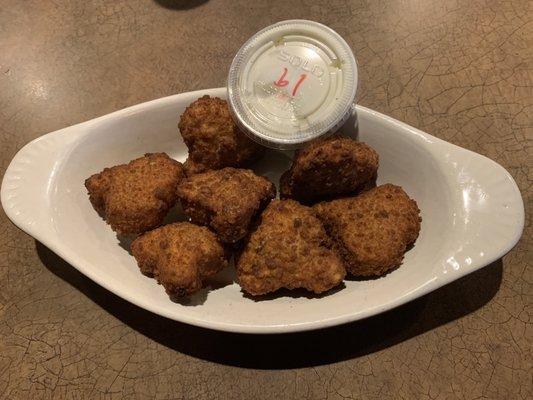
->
{"left": 178, "top": 95, "right": 263, "bottom": 175}
{"left": 236, "top": 200, "right": 346, "bottom": 296}
{"left": 131, "top": 222, "right": 228, "bottom": 296}
{"left": 177, "top": 167, "right": 276, "bottom": 243}
{"left": 280, "top": 135, "right": 379, "bottom": 203}
{"left": 313, "top": 184, "right": 421, "bottom": 277}
{"left": 85, "top": 153, "right": 184, "bottom": 235}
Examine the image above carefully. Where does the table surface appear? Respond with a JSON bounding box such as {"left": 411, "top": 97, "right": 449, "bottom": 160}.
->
{"left": 1, "top": 1, "right": 531, "bottom": 399}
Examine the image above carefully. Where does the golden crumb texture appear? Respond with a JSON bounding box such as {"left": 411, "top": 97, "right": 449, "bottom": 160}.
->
{"left": 237, "top": 199, "right": 346, "bottom": 296}
{"left": 280, "top": 134, "right": 379, "bottom": 203}
{"left": 85, "top": 153, "right": 185, "bottom": 235}
{"left": 131, "top": 222, "right": 228, "bottom": 296}
{"left": 314, "top": 184, "right": 421, "bottom": 277}
{"left": 177, "top": 167, "right": 276, "bottom": 243}
{"left": 178, "top": 95, "right": 263, "bottom": 175}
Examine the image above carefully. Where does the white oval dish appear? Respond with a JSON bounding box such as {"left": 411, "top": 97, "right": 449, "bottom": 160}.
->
{"left": 1, "top": 87, "right": 524, "bottom": 334}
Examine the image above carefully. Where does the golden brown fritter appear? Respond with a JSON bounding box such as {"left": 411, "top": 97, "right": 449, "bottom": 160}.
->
{"left": 178, "top": 95, "right": 263, "bottom": 175}
{"left": 177, "top": 167, "right": 276, "bottom": 243}
{"left": 131, "top": 222, "right": 228, "bottom": 296}
{"left": 85, "top": 153, "right": 184, "bottom": 235}
{"left": 280, "top": 135, "right": 379, "bottom": 203}
{"left": 313, "top": 184, "right": 421, "bottom": 277}
{"left": 236, "top": 200, "right": 346, "bottom": 296}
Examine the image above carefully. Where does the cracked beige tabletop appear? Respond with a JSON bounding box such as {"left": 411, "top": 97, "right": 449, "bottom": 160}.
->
{"left": 0, "top": 1, "right": 531, "bottom": 399}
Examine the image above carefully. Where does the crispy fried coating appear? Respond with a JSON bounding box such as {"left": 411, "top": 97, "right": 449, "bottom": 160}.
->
{"left": 236, "top": 200, "right": 346, "bottom": 296}
{"left": 280, "top": 135, "right": 379, "bottom": 203}
{"left": 178, "top": 95, "right": 263, "bottom": 175}
{"left": 85, "top": 153, "right": 184, "bottom": 235}
{"left": 313, "top": 184, "right": 421, "bottom": 277}
{"left": 131, "top": 222, "right": 228, "bottom": 296}
{"left": 177, "top": 167, "right": 276, "bottom": 243}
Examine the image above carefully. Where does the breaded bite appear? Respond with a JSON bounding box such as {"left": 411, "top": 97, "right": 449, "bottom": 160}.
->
{"left": 236, "top": 200, "right": 346, "bottom": 296}
{"left": 131, "top": 222, "right": 228, "bottom": 296}
{"left": 177, "top": 167, "right": 276, "bottom": 243}
{"left": 280, "top": 135, "right": 379, "bottom": 203}
{"left": 85, "top": 153, "right": 184, "bottom": 235}
{"left": 178, "top": 95, "right": 263, "bottom": 175}
{"left": 314, "top": 184, "right": 421, "bottom": 277}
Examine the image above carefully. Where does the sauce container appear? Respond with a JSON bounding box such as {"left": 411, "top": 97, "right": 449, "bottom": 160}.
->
{"left": 227, "top": 20, "right": 358, "bottom": 150}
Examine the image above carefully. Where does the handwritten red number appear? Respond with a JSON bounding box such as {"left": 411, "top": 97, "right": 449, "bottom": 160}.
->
{"left": 274, "top": 68, "right": 307, "bottom": 96}
{"left": 274, "top": 68, "right": 289, "bottom": 87}
{"left": 292, "top": 74, "right": 307, "bottom": 96}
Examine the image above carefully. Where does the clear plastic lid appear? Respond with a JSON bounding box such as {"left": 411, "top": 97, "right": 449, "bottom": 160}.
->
{"left": 227, "top": 20, "right": 358, "bottom": 150}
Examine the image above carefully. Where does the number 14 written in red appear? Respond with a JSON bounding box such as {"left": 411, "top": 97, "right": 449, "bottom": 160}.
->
{"left": 274, "top": 68, "right": 307, "bottom": 97}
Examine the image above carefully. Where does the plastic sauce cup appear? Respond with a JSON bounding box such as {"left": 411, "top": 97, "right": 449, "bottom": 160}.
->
{"left": 227, "top": 20, "right": 358, "bottom": 150}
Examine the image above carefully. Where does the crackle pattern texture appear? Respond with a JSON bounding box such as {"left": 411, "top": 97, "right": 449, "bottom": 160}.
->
{"left": 0, "top": 0, "right": 531, "bottom": 399}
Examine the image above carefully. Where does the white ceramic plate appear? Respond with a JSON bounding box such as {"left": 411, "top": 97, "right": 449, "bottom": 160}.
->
{"left": 1, "top": 88, "right": 524, "bottom": 334}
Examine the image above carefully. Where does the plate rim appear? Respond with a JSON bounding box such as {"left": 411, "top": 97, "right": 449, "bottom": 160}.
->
{"left": 1, "top": 88, "right": 525, "bottom": 334}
